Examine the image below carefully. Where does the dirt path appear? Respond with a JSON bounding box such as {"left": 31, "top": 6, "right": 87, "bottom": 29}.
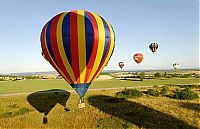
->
{"left": 0, "top": 85, "right": 158, "bottom": 97}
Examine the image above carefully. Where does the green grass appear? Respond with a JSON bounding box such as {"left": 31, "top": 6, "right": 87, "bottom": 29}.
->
{"left": 0, "top": 79, "right": 72, "bottom": 94}
{"left": 0, "top": 107, "right": 31, "bottom": 118}
{"left": 0, "top": 78, "right": 199, "bottom": 94}
{"left": 0, "top": 89, "right": 199, "bottom": 129}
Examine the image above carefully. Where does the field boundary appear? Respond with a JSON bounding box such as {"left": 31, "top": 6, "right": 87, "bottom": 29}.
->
{"left": 0, "top": 85, "right": 161, "bottom": 97}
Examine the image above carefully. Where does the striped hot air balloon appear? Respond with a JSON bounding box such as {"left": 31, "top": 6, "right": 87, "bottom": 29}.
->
{"left": 133, "top": 53, "right": 144, "bottom": 65}
{"left": 149, "top": 42, "right": 158, "bottom": 54}
{"left": 41, "top": 10, "right": 115, "bottom": 108}
{"left": 119, "top": 62, "right": 124, "bottom": 70}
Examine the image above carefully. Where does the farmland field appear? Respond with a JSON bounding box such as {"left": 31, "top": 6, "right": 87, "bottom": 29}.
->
{"left": 0, "top": 88, "right": 199, "bottom": 129}
{"left": 0, "top": 77, "right": 199, "bottom": 94}
{"left": 0, "top": 76, "right": 199, "bottom": 129}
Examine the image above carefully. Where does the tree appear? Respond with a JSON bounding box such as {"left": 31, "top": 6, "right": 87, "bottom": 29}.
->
{"left": 154, "top": 72, "right": 161, "bottom": 77}
{"left": 140, "top": 72, "right": 145, "bottom": 81}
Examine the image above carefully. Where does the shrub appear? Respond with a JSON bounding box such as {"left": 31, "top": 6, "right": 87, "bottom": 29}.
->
{"left": 147, "top": 89, "right": 160, "bottom": 97}
{"left": 0, "top": 108, "right": 30, "bottom": 118}
{"left": 173, "top": 88, "right": 199, "bottom": 100}
{"left": 171, "top": 74, "right": 181, "bottom": 77}
{"left": 0, "top": 112, "right": 13, "bottom": 118}
{"left": 177, "top": 85, "right": 200, "bottom": 89}
{"left": 154, "top": 72, "right": 161, "bottom": 77}
{"left": 140, "top": 72, "right": 145, "bottom": 81}
{"left": 7, "top": 104, "right": 19, "bottom": 109}
{"left": 116, "top": 89, "right": 143, "bottom": 98}
{"left": 181, "top": 74, "right": 191, "bottom": 78}
{"left": 163, "top": 72, "right": 168, "bottom": 78}
{"left": 195, "top": 75, "right": 200, "bottom": 78}
{"left": 160, "top": 86, "right": 169, "bottom": 95}
{"left": 15, "top": 108, "right": 30, "bottom": 116}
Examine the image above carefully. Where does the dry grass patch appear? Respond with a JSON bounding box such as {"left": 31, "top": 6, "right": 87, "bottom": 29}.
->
{"left": 0, "top": 89, "right": 199, "bottom": 129}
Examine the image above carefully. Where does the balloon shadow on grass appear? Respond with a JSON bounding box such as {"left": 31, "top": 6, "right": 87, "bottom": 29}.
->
{"left": 27, "top": 89, "right": 70, "bottom": 124}
{"left": 179, "top": 102, "right": 200, "bottom": 112}
{"left": 88, "top": 95, "right": 197, "bottom": 129}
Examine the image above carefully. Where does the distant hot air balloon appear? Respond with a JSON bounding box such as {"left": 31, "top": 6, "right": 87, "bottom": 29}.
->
{"left": 119, "top": 62, "right": 124, "bottom": 70}
{"left": 41, "top": 10, "right": 115, "bottom": 108}
{"left": 173, "top": 63, "right": 180, "bottom": 70}
{"left": 133, "top": 53, "right": 144, "bottom": 65}
{"left": 149, "top": 42, "right": 158, "bottom": 54}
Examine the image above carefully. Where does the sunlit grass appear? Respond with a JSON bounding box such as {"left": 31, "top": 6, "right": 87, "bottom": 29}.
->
{"left": 0, "top": 88, "right": 199, "bottom": 129}
{"left": 0, "top": 77, "right": 199, "bottom": 94}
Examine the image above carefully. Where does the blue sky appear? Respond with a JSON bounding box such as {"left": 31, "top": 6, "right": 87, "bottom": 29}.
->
{"left": 0, "top": 0, "right": 198, "bottom": 73}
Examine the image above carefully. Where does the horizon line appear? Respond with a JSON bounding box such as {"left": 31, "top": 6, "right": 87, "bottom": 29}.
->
{"left": 1, "top": 67, "right": 199, "bottom": 75}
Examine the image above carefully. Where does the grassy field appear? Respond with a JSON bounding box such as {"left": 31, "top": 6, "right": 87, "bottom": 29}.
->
{"left": 0, "top": 77, "right": 199, "bottom": 128}
{"left": 0, "top": 88, "right": 199, "bottom": 129}
{"left": 0, "top": 77, "right": 199, "bottom": 94}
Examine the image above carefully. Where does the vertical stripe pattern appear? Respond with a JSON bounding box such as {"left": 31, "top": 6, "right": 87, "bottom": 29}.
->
{"left": 41, "top": 10, "right": 115, "bottom": 85}
{"left": 149, "top": 42, "right": 158, "bottom": 53}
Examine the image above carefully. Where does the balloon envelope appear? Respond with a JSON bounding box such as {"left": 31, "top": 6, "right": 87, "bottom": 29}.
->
{"left": 173, "top": 63, "right": 180, "bottom": 69}
{"left": 42, "top": 51, "right": 48, "bottom": 61}
{"left": 133, "top": 53, "right": 144, "bottom": 64}
{"left": 119, "top": 62, "right": 124, "bottom": 69}
{"left": 41, "top": 10, "right": 115, "bottom": 98}
{"left": 149, "top": 42, "right": 158, "bottom": 54}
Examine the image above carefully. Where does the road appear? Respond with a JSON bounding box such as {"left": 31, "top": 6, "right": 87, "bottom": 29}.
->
{"left": 0, "top": 85, "right": 159, "bottom": 97}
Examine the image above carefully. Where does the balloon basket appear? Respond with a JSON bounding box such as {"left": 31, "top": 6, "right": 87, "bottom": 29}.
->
{"left": 43, "top": 115, "right": 48, "bottom": 124}
{"left": 78, "top": 97, "right": 85, "bottom": 108}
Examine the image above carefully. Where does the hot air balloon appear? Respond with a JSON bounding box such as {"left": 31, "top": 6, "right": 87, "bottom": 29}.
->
{"left": 119, "top": 62, "right": 124, "bottom": 70}
{"left": 149, "top": 42, "right": 158, "bottom": 54}
{"left": 42, "top": 51, "right": 48, "bottom": 61}
{"left": 173, "top": 63, "right": 180, "bottom": 70}
{"left": 41, "top": 10, "right": 115, "bottom": 108}
{"left": 133, "top": 53, "right": 144, "bottom": 65}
